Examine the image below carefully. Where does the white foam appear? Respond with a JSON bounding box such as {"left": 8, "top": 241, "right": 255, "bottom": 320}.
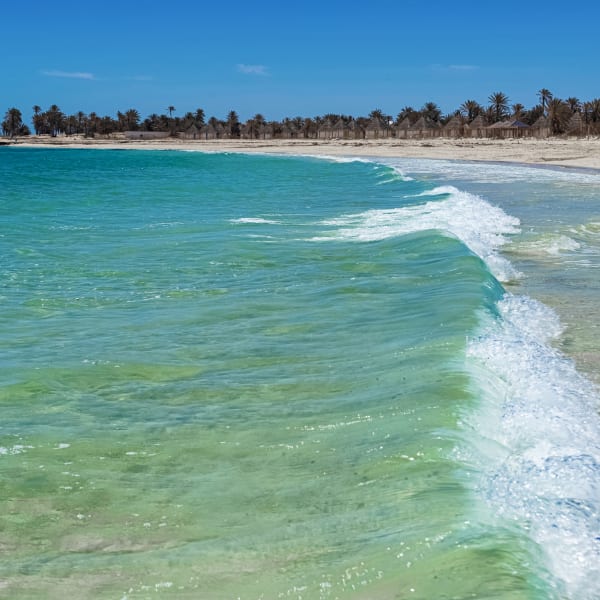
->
{"left": 513, "top": 234, "right": 582, "bottom": 257}
{"left": 306, "top": 154, "right": 374, "bottom": 165}
{"left": 315, "top": 186, "right": 521, "bottom": 282}
{"left": 465, "top": 294, "right": 600, "bottom": 599}
{"left": 381, "top": 157, "right": 600, "bottom": 186}
{"left": 0, "top": 444, "right": 34, "bottom": 456}
{"left": 373, "top": 164, "right": 414, "bottom": 183}
{"left": 230, "top": 217, "right": 280, "bottom": 225}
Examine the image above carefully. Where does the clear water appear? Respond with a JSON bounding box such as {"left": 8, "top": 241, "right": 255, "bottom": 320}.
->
{"left": 0, "top": 148, "right": 598, "bottom": 599}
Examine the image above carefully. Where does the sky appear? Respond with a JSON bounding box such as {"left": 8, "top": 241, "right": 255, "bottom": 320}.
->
{"left": 2, "top": 0, "right": 599, "bottom": 126}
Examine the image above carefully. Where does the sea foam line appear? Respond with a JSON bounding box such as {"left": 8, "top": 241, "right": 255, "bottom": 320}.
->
{"left": 230, "top": 217, "right": 281, "bottom": 225}
{"left": 382, "top": 157, "right": 600, "bottom": 186}
{"left": 465, "top": 294, "right": 600, "bottom": 600}
{"left": 314, "top": 185, "right": 521, "bottom": 282}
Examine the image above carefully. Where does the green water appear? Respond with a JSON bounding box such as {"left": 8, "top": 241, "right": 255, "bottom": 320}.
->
{"left": 2, "top": 148, "right": 596, "bottom": 599}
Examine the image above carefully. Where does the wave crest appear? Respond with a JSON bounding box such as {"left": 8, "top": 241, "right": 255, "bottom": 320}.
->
{"left": 314, "top": 187, "right": 521, "bottom": 282}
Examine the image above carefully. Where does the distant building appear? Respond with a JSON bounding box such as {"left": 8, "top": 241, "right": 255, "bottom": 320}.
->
{"left": 465, "top": 115, "right": 487, "bottom": 138}
{"left": 179, "top": 124, "right": 201, "bottom": 140}
{"left": 331, "top": 118, "right": 361, "bottom": 139}
{"left": 532, "top": 115, "right": 551, "bottom": 138}
{"left": 566, "top": 112, "right": 584, "bottom": 136}
{"left": 364, "top": 117, "right": 391, "bottom": 139}
{"left": 408, "top": 116, "right": 441, "bottom": 139}
{"left": 124, "top": 131, "right": 170, "bottom": 140}
{"left": 393, "top": 117, "right": 412, "bottom": 139}
{"left": 442, "top": 115, "right": 464, "bottom": 138}
{"left": 486, "top": 119, "right": 531, "bottom": 138}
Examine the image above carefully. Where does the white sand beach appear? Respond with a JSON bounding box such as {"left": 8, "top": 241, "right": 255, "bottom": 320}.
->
{"left": 13, "top": 136, "right": 600, "bottom": 170}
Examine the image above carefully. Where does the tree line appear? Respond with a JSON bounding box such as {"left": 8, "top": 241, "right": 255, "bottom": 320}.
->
{"left": 3, "top": 89, "right": 600, "bottom": 138}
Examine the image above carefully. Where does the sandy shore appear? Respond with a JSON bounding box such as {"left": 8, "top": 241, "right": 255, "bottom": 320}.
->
{"left": 10, "top": 135, "right": 600, "bottom": 170}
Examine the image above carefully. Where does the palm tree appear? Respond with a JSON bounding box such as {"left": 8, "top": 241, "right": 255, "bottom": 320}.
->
{"left": 247, "top": 113, "right": 266, "bottom": 139}
{"left": 32, "top": 105, "right": 42, "bottom": 133}
{"left": 76, "top": 111, "right": 87, "bottom": 134}
{"left": 547, "top": 98, "right": 570, "bottom": 134}
{"left": 2, "top": 107, "right": 23, "bottom": 137}
{"left": 124, "top": 109, "right": 140, "bottom": 130}
{"left": 167, "top": 106, "right": 175, "bottom": 117}
{"left": 459, "top": 99, "right": 483, "bottom": 121}
{"left": 511, "top": 103, "right": 525, "bottom": 120}
{"left": 291, "top": 116, "right": 305, "bottom": 134}
{"left": 226, "top": 110, "right": 240, "bottom": 138}
{"left": 583, "top": 99, "right": 600, "bottom": 134}
{"left": 565, "top": 97, "right": 581, "bottom": 114}
{"left": 537, "top": 89, "right": 553, "bottom": 115}
{"left": 194, "top": 108, "right": 205, "bottom": 126}
{"left": 47, "top": 104, "right": 65, "bottom": 136}
{"left": 302, "top": 117, "right": 317, "bottom": 139}
{"left": 421, "top": 102, "right": 442, "bottom": 123}
{"left": 524, "top": 104, "right": 544, "bottom": 125}
{"left": 87, "top": 112, "right": 99, "bottom": 136}
{"left": 31, "top": 106, "right": 43, "bottom": 135}
{"left": 396, "top": 106, "right": 418, "bottom": 124}
{"left": 369, "top": 108, "right": 385, "bottom": 121}
{"left": 143, "top": 113, "right": 161, "bottom": 131}
{"left": 488, "top": 92, "right": 509, "bottom": 123}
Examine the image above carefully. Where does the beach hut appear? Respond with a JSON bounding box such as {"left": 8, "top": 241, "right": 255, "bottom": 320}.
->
{"left": 407, "top": 116, "right": 440, "bottom": 139}
{"left": 486, "top": 119, "right": 531, "bottom": 139}
{"left": 532, "top": 115, "right": 551, "bottom": 139}
{"left": 124, "top": 131, "right": 170, "bottom": 140}
{"left": 465, "top": 115, "right": 487, "bottom": 138}
{"left": 317, "top": 120, "right": 334, "bottom": 140}
{"left": 240, "top": 121, "right": 272, "bottom": 140}
{"left": 240, "top": 123, "right": 252, "bottom": 139}
{"left": 331, "top": 118, "right": 351, "bottom": 139}
{"left": 442, "top": 115, "right": 464, "bottom": 138}
{"left": 200, "top": 122, "right": 224, "bottom": 140}
{"left": 178, "top": 124, "right": 201, "bottom": 140}
{"left": 566, "top": 112, "right": 584, "bottom": 136}
{"left": 280, "top": 122, "right": 300, "bottom": 139}
{"left": 364, "top": 117, "right": 391, "bottom": 139}
{"left": 258, "top": 122, "right": 274, "bottom": 140}
{"left": 486, "top": 120, "right": 511, "bottom": 138}
{"left": 394, "top": 117, "right": 412, "bottom": 139}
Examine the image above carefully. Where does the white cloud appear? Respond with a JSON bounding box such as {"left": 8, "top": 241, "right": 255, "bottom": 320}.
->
{"left": 237, "top": 63, "right": 269, "bottom": 76}
{"left": 42, "top": 70, "right": 95, "bottom": 80}
{"left": 448, "top": 64, "right": 479, "bottom": 71}
{"left": 431, "top": 64, "right": 479, "bottom": 72}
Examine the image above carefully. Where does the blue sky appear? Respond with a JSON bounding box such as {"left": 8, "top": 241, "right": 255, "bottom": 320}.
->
{"left": 3, "top": 0, "right": 599, "bottom": 125}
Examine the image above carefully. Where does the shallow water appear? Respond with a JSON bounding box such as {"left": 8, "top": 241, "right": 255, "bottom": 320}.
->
{"left": 1, "top": 148, "right": 598, "bottom": 599}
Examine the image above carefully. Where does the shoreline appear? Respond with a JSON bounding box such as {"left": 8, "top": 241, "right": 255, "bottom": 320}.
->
{"left": 7, "top": 135, "right": 600, "bottom": 171}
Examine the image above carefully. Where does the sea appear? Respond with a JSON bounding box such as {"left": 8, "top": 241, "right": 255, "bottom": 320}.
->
{"left": 1, "top": 147, "right": 599, "bottom": 600}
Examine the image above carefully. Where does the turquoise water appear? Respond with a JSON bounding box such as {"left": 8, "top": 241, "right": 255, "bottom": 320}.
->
{"left": 0, "top": 148, "right": 598, "bottom": 599}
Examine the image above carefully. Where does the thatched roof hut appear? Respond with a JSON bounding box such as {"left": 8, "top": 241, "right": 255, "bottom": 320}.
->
{"left": 486, "top": 119, "right": 531, "bottom": 138}
{"left": 280, "top": 123, "right": 300, "bottom": 139}
{"left": 407, "top": 116, "right": 441, "bottom": 138}
{"left": 331, "top": 118, "right": 359, "bottom": 139}
{"left": 317, "top": 120, "right": 334, "bottom": 139}
{"left": 532, "top": 115, "right": 550, "bottom": 138}
{"left": 124, "top": 131, "right": 170, "bottom": 140}
{"left": 364, "top": 117, "right": 391, "bottom": 139}
{"left": 394, "top": 117, "right": 412, "bottom": 139}
{"left": 442, "top": 115, "right": 464, "bottom": 138}
{"left": 465, "top": 115, "right": 487, "bottom": 138}
{"left": 242, "top": 122, "right": 274, "bottom": 139}
{"left": 258, "top": 122, "right": 274, "bottom": 140}
{"left": 200, "top": 122, "right": 225, "bottom": 140}
{"left": 566, "top": 112, "right": 584, "bottom": 136}
{"left": 178, "top": 124, "right": 201, "bottom": 140}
